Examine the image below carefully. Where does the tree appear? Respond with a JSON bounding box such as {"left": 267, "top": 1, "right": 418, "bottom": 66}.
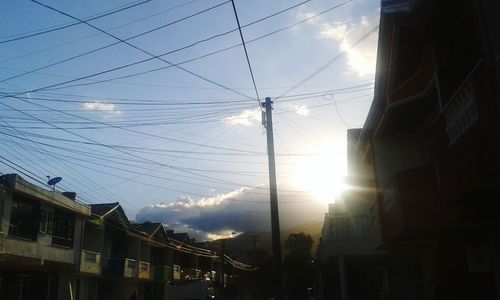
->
{"left": 283, "top": 233, "right": 314, "bottom": 299}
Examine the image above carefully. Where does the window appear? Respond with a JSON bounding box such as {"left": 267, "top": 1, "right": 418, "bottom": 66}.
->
{"left": 9, "top": 195, "right": 39, "bottom": 240}
{"left": 47, "top": 212, "right": 55, "bottom": 235}
{"left": 50, "top": 210, "right": 75, "bottom": 248}
{"left": 39, "top": 210, "right": 47, "bottom": 233}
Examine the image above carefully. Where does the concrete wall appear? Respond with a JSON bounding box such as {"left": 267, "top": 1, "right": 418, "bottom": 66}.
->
{"left": 0, "top": 190, "right": 12, "bottom": 237}
{"left": 83, "top": 223, "right": 104, "bottom": 253}
{"left": 127, "top": 237, "right": 140, "bottom": 259}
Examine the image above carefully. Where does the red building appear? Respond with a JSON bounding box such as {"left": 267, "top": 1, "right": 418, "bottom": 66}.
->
{"left": 357, "top": 0, "right": 500, "bottom": 298}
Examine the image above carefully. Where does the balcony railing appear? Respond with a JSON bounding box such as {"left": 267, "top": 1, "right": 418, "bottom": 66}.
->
{"left": 80, "top": 250, "right": 101, "bottom": 274}
{"left": 138, "top": 261, "right": 151, "bottom": 280}
{"left": 104, "top": 258, "right": 137, "bottom": 278}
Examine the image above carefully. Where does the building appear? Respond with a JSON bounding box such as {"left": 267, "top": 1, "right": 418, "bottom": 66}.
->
{"left": 316, "top": 129, "right": 387, "bottom": 300}
{"left": 0, "top": 174, "right": 91, "bottom": 299}
{"left": 357, "top": 0, "right": 500, "bottom": 298}
{"left": 0, "top": 175, "right": 223, "bottom": 300}
{"left": 135, "top": 222, "right": 173, "bottom": 300}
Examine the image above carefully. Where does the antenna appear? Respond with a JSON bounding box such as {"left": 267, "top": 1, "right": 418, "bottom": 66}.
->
{"left": 46, "top": 176, "right": 62, "bottom": 191}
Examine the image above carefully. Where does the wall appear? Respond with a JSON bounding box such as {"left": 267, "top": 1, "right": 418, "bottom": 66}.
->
{"left": 83, "top": 223, "right": 104, "bottom": 253}
{"left": 373, "top": 133, "right": 430, "bottom": 189}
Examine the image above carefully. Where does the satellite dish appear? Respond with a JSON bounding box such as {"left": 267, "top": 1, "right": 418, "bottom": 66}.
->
{"left": 47, "top": 176, "right": 62, "bottom": 191}
{"left": 47, "top": 177, "right": 62, "bottom": 186}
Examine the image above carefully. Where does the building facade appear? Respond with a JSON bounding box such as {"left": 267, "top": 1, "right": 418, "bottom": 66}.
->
{"left": 0, "top": 174, "right": 219, "bottom": 300}
{"left": 359, "top": 0, "right": 500, "bottom": 299}
{"left": 319, "top": 0, "right": 500, "bottom": 299}
{"left": 0, "top": 174, "right": 90, "bottom": 300}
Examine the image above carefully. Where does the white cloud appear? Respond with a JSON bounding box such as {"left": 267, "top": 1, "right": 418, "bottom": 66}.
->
{"left": 294, "top": 105, "right": 309, "bottom": 116}
{"left": 136, "top": 185, "right": 325, "bottom": 241}
{"left": 223, "top": 108, "right": 261, "bottom": 126}
{"left": 319, "top": 15, "right": 379, "bottom": 78}
{"left": 296, "top": 8, "right": 379, "bottom": 79}
{"left": 83, "top": 101, "right": 122, "bottom": 116}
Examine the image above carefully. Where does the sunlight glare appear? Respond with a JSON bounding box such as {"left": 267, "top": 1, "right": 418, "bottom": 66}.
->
{"left": 292, "top": 140, "right": 346, "bottom": 204}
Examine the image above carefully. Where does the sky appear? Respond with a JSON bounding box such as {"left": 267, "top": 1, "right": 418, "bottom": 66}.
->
{"left": 0, "top": 0, "right": 380, "bottom": 240}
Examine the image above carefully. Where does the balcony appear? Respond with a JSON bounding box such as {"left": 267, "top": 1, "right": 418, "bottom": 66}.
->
{"left": 80, "top": 250, "right": 101, "bottom": 275}
{"left": 104, "top": 258, "right": 137, "bottom": 278}
{"left": 138, "top": 261, "right": 151, "bottom": 280}
{"left": 381, "top": 166, "right": 438, "bottom": 241}
{"left": 151, "top": 265, "right": 172, "bottom": 282}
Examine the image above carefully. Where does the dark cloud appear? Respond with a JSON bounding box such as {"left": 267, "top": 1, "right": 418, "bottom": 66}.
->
{"left": 135, "top": 185, "right": 326, "bottom": 241}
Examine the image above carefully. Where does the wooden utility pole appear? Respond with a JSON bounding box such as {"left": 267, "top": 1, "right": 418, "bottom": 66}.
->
{"left": 262, "top": 97, "right": 282, "bottom": 298}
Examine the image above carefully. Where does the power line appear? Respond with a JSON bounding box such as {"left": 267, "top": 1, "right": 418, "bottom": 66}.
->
{"left": 1, "top": 98, "right": 321, "bottom": 196}
{"left": 276, "top": 25, "right": 379, "bottom": 100}
{"left": 0, "top": 0, "right": 198, "bottom": 65}
{"left": 49, "top": 0, "right": 354, "bottom": 91}
{"left": 1, "top": 0, "right": 351, "bottom": 93}
{"left": 0, "top": 120, "right": 121, "bottom": 205}
{"left": 0, "top": 170, "right": 245, "bottom": 260}
{"left": 27, "top": 0, "right": 256, "bottom": 102}
{"left": 231, "top": 0, "right": 262, "bottom": 108}
{"left": 0, "top": 81, "right": 373, "bottom": 106}
{"left": 5, "top": 95, "right": 264, "bottom": 154}
{"left": 0, "top": 1, "right": 231, "bottom": 84}
{"left": 0, "top": 0, "right": 152, "bottom": 44}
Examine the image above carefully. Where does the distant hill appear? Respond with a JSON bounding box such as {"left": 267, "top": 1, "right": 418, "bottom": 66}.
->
{"left": 206, "top": 221, "right": 324, "bottom": 262}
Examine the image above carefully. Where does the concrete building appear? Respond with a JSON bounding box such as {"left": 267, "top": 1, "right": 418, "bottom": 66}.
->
{"left": 0, "top": 174, "right": 91, "bottom": 300}
{"left": 0, "top": 175, "right": 247, "bottom": 300}
{"left": 135, "top": 222, "right": 173, "bottom": 300}
{"left": 85, "top": 202, "right": 151, "bottom": 300}
{"left": 81, "top": 203, "right": 214, "bottom": 300}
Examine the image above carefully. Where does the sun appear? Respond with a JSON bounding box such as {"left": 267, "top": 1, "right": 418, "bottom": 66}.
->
{"left": 291, "top": 140, "right": 346, "bottom": 203}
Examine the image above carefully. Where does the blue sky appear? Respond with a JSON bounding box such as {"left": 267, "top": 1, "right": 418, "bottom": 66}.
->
{"left": 0, "top": 0, "right": 379, "bottom": 240}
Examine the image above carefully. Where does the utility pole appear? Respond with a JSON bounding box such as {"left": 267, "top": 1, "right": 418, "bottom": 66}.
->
{"left": 262, "top": 97, "right": 283, "bottom": 298}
